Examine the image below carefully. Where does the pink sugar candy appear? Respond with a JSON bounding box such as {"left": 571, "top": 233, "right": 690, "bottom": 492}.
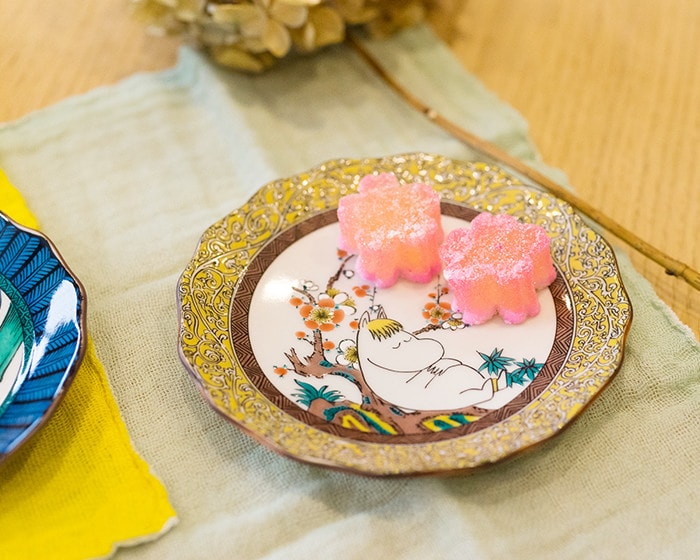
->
{"left": 337, "top": 173, "right": 444, "bottom": 288}
{"left": 439, "top": 212, "right": 557, "bottom": 325}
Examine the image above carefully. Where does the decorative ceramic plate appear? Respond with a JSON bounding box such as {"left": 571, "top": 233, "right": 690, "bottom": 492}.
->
{"left": 0, "top": 211, "right": 87, "bottom": 463}
{"left": 177, "top": 153, "right": 632, "bottom": 476}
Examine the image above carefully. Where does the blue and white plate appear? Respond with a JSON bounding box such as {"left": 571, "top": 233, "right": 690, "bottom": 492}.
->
{"left": 0, "top": 211, "right": 87, "bottom": 463}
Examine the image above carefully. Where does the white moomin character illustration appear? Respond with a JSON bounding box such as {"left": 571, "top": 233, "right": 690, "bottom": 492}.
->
{"left": 356, "top": 308, "right": 504, "bottom": 411}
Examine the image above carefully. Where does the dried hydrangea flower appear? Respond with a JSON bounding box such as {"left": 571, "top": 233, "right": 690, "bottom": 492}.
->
{"left": 129, "top": 0, "right": 430, "bottom": 72}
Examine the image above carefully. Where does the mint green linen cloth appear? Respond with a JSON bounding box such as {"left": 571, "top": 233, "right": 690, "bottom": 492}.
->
{"left": 1, "top": 25, "right": 698, "bottom": 560}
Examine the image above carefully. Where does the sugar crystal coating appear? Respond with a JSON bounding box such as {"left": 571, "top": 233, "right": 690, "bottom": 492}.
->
{"left": 439, "top": 212, "right": 556, "bottom": 325}
{"left": 337, "top": 173, "right": 444, "bottom": 288}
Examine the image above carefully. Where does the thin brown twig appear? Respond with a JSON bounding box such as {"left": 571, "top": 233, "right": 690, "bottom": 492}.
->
{"left": 347, "top": 33, "right": 700, "bottom": 292}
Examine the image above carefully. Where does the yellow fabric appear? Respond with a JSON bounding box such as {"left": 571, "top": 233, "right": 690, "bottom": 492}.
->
{"left": 0, "top": 170, "right": 177, "bottom": 560}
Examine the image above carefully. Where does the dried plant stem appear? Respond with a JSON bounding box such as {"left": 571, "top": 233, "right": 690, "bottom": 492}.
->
{"left": 347, "top": 33, "right": 700, "bottom": 292}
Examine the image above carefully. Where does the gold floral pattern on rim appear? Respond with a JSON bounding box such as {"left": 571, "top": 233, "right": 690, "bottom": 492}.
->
{"left": 177, "top": 153, "right": 632, "bottom": 476}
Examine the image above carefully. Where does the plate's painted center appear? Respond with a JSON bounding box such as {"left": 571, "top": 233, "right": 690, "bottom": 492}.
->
{"left": 242, "top": 210, "right": 569, "bottom": 441}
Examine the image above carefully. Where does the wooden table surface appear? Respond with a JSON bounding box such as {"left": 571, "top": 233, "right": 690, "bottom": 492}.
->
{"left": 1, "top": 0, "right": 698, "bottom": 339}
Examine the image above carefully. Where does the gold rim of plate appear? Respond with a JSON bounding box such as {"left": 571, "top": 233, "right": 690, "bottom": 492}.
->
{"left": 176, "top": 153, "right": 633, "bottom": 476}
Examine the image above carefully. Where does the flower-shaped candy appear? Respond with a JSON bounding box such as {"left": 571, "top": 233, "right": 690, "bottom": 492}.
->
{"left": 439, "top": 213, "right": 557, "bottom": 325}
{"left": 337, "top": 173, "right": 443, "bottom": 288}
